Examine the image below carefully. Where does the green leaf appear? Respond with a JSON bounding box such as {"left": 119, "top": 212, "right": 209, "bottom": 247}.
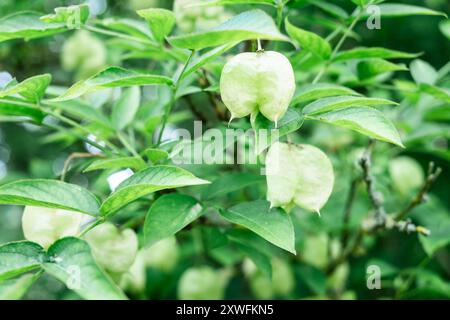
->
{"left": 83, "top": 157, "right": 146, "bottom": 172}
{"left": 410, "top": 59, "right": 438, "bottom": 85}
{"left": 253, "top": 108, "right": 304, "bottom": 154}
{"left": 144, "top": 148, "right": 169, "bottom": 164}
{"left": 168, "top": 10, "right": 289, "bottom": 50}
{"left": 52, "top": 67, "right": 173, "bottom": 102}
{"left": 351, "top": 0, "right": 371, "bottom": 7}
{"left": 0, "top": 74, "right": 51, "bottom": 102}
{"left": 0, "top": 241, "right": 45, "bottom": 281}
{"left": 100, "top": 165, "right": 209, "bottom": 215}
{"left": 43, "top": 237, "right": 127, "bottom": 300}
{"left": 112, "top": 86, "right": 141, "bottom": 131}
{"left": 182, "top": 42, "right": 239, "bottom": 80}
{"left": 0, "top": 97, "right": 45, "bottom": 123}
{"left": 358, "top": 4, "right": 448, "bottom": 18}
{"left": 307, "top": 107, "right": 404, "bottom": 147}
{"left": 226, "top": 229, "right": 279, "bottom": 258}
{"left": 285, "top": 18, "right": 331, "bottom": 60}
{"left": 308, "top": 0, "right": 348, "bottom": 19}
{"left": 297, "top": 265, "right": 326, "bottom": 295}
{"left": 100, "top": 18, "right": 154, "bottom": 40}
{"left": 0, "top": 273, "right": 41, "bottom": 300}
{"left": 419, "top": 84, "right": 450, "bottom": 103}
{"left": 47, "top": 99, "right": 111, "bottom": 127}
{"left": 237, "top": 243, "right": 272, "bottom": 279}
{"left": 420, "top": 220, "right": 450, "bottom": 256}
{"left": 195, "top": 0, "right": 276, "bottom": 6}
{"left": 0, "top": 179, "right": 100, "bottom": 215}
{"left": 357, "top": 58, "right": 408, "bottom": 80}
{"left": 333, "top": 47, "right": 420, "bottom": 63}
{"left": 220, "top": 200, "right": 296, "bottom": 254}
{"left": 291, "top": 83, "right": 360, "bottom": 105}
{"left": 440, "top": 20, "right": 450, "bottom": 40}
{"left": 144, "top": 194, "right": 204, "bottom": 246}
{"left": 202, "top": 173, "right": 264, "bottom": 200}
{"left": 137, "top": 8, "right": 175, "bottom": 42}
{"left": 40, "top": 4, "right": 90, "bottom": 27}
{"left": 303, "top": 96, "right": 398, "bottom": 115}
{"left": 0, "top": 12, "right": 66, "bottom": 43}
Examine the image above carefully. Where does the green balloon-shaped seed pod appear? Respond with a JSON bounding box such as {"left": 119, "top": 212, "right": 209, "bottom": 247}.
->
{"left": 243, "top": 258, "right": 295, "bottom": 299}
{"left": 220, "top": 51, "right": 296, "bottom": 124}
{"left": 178, "top": 266, "right": 230, "bottom": 300}
{"left": 84, "top": 222, "right": 138, "bottom": 275}
{"left": 265, "top": 142, "right": 334, "bottom": 214}
{"left": 389, "top": 156, "right": 424, "bottom": 196}
{"left": 22, "top": 206, "right": 84, "bottom": 249}
{"left": 140, "top": 236, "right": 179, "bottom": 272}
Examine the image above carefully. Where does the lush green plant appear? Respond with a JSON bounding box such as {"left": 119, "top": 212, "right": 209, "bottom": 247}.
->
{"left": 0, "top": 0, "right": 449, "bottom": 300}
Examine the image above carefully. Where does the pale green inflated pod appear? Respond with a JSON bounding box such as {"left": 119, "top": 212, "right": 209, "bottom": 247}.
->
{"left": 173, "top": 0, "right": 231, "bottom": 33}
{"left": 389, "top": 156, "right": 424, "bottom": 196}
{"left": 266, "top": 142, "right": 334, "bottom": 213}
{"left": 140, "top": 236, "right": 179, "bottom": 272}
{"left": 243, "top": 258, "right": 294, "bottom": 299}
{"left": 61, "top": 30, "right": 106, "bottom": 80}
{"left": 272, "top": 258, "right": 295, "bottom": 296}
{"left": 120, "top": 251, "right": 147, "bottom": 294}
{"left": 178, "top": 266, "right": 229, "bottom": 300}
{"left": 265, "top": 142, "right": 298, "bottom": 207}
{"left": 84, "top": 222, "right": 138, "bottom": 274}
{"left": 302, "top": 233, "right": 329, "bottom": 269}
{"left": 22, "top": 206, "right": 83, "bottom": 249}
{"left": 220, "top": 51, "right": 295, "bottom": 123}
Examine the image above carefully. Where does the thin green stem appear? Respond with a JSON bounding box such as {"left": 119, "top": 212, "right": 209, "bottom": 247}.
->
{"left": 42, "top": 122, "right": 112, "bottom": 155}
{"left": 84, "top": 25, "right": 157, "bottom": 46}
{"left": 117, "top": 131, "right": 142, "bottom": 159}
{"left": 312, "top": 5, "right": 366, "bottom": 84}
{"left": 78, "top": 217, "right": 105, "bottom": 238}
{"left": 156, "top": 50, "right": 196, "bottom": 145}
{"left": 274, "top": 2, "right": 285, "bottom": 51}
{"left": 1, "top": 97, "right": 123, "bottom": 155}
{"left": 43, "top": 108, "right": 122, "bottom": 155}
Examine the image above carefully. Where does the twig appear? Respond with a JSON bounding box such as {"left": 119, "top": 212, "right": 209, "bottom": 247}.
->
{"left": 341, "top": 177, "right": 359, "bottom": 247}
{"left": 395, "top": 162, "right": 442, "bottom": 221}
{"left": 327, "top": 229, "right": 364, "bottom": 274}
{"left": 359, "top": 140, "right": 387, "bottom": 226}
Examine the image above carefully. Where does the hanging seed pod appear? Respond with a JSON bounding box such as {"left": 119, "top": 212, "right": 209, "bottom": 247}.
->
{"left": 84, "top": 222, "right": 138, "bottom": 275}
{"left": 22, "top": 206, "right": 83, "bottom": 249}
{"left": 265, "top": 142, "right": 334, "bottom": 214}
{"left": 220, "top": 51, "right": 295, "bottom": 124}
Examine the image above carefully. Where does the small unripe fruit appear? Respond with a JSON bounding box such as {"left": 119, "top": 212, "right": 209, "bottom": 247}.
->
{"left": 61, "top": 30, "right": 106, "bottom": 80}
{"left": 220, "top": 51, "right": 296, "bottom": 123}
{"left": 265, "top": 142, "right": 334, "bottom": 213}
{"left": 140, "top": 237, "right": 179, "bottom": 272}
{"left": 244, "top": 258, "right": 294, "bottom": 299}
{"left": 173, "top": 0, "right": 231, "bottom": 33}
{"left": 272, "top": 258, "right": 295, "bottom": 296}
{"left": 389, "top": 156, "right": 424, "bottom": 196}
{"left": 302, "top": 233, "right": 329, "bottom": 269}
{"left": 178, "top": 266, "right": 229, "bottom": 300}
{"left": 84, "top": 222, "right": 138, "bottom": 275}
{"left": 22, "top": 206, "right": 83, "bottom": 249}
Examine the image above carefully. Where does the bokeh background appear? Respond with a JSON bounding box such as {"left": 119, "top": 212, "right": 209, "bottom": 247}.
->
{"left": 0, "top": 0, "right": 449, "bottom": 300}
